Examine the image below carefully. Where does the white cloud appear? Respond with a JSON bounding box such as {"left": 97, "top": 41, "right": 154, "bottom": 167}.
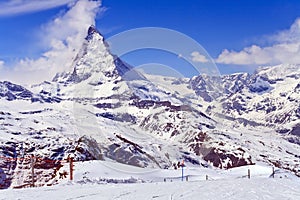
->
{"left": 0, "top": 0, "right": 102, "bottom": 85}
{"left": 0, "top": 0, "right": 76, "bottom": 16}
{"left": 190, "top": 51, "right": 209, "bottom": 63}
{"left": 0, "top": 60, "right": 4, "bottom": 70}
{"left": 216, "top": 18, "right": 300, "bottom": 65}
{"left": 272, "top": 18, "right": 300, "bottom": 44}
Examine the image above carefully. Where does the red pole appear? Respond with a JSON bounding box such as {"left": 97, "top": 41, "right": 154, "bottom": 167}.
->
{"left": 31, "top": 155, "right": 35, "bottom": 187}
{"left": 70, "top": 157, "right": 74, "bottom": 181}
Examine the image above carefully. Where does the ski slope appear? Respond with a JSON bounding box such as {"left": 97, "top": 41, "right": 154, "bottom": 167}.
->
{"left": 1, "top": 160, "right": 299, "bottom": 200}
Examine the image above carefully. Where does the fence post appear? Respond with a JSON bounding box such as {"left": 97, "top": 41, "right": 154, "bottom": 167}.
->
{"left": 181, "top": 165, "right": 184, "bottom": 181}
{"left": 69, "top": 157, "right": 74, "bottom": 181}
{"left": 248, "top": 169, "right": 250, "bottom": 179}
{"left": 181, "top": 160, "right": 184, "bottom": 181}
{"left": 31, "top": 155, "right": 35, "bottom": 187}
{"left": 272, "top": 167, "right": 275, "bottom": 178}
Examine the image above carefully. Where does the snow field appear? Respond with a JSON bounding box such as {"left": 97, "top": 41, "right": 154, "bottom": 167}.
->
{"left": 0, "top": 160, "right": 289, "bottom": 200}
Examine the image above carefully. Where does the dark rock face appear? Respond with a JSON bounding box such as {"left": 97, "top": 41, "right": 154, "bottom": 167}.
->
{"left": 248, "top": 76, "right": 271, "bottom": 93}
{"left": 222, "top": 73, "right": 250, "bottom": 94}
{"left": 85, "top": 25, "right": 103, "bottom": 41}
{"left": 189, "top": 76, "right": 223, "bottom": 102}
{"left": 0, "top": 143, "right": 17, "bottom": 189}
{"left": 67, "top": 69, "right": 91, "bottom": 83}
{"left": 96, "top": 112, "right": 137, "bottom": 123}
{"left": 0, "top": 81, "right": 33, "bottom": 101}
{"left": 187, "top": 131, "right": 252, "bottom": 169}
{"left": 0, "top": 168, "right": 10, "bottom": 189}
{"left": 295, "top": 83, "right": 300, "bottom": 93}
{"left": 221, "top": 96, "right": 247, "bottom": 115}
{"left": 113, "top": 56, "right": 132, "bottom": 78}
{"left": 0, "top": 162, "right": 15, "bottom": 189}
{"left": 0, "top": 81, "right": 61, "bottom": 103}
{"left": 5, "top": 81, "right": 25, "bottom": 92}
{"left": 202, "top": 148, "right": 252, "bottom": 169}
{"left": 94, "top": 103, "right": 121, "bottom": 109}
{"left": 75, "top": 136, "right": 103, "bottom": 160}
{"left": 290, "top": 124, "right": 300, "bottom": 137}
{"left": 190, "top": 73, "right": 251, "bottom": 102}
{"left": 287, "top": 136, "right": 300, "bottom": 145}
{"left": 296, "top": 107, "right": 300, "bottom": 118}
{"left": 105, "top": 134, "right": 161, "bottom": 168}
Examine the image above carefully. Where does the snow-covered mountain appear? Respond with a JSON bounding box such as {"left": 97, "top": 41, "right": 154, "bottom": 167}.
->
{"left": 53, "top": 26, "right": 132, "bottom": 85}
{"left": 215, "top": 64, "right": 300, "bottom": 136}
{"left": 0, "top": 26, "right": 299, "bottom": 189}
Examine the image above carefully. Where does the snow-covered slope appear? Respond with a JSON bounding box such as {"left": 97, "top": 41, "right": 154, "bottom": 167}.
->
{"left": 1, "top": 160, "right": 299, "bottom": 200}
{"left": 2, "top": 178, "right": 300, "bottom": 200}
{"left": 0, "top": 26, "right": 299, "bottom": 189}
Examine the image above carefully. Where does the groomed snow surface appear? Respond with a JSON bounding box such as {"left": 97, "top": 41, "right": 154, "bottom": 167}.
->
{"left": 1, "top": 160, "right": 299, "bottom": 200}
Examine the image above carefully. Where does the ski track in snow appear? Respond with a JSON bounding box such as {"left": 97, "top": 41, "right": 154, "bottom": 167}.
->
{"left": 0, "top": 179, "right": 300, "bottom": 200}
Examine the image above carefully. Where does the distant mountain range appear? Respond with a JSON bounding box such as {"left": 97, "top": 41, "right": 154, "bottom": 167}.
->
{"left": 0, "top": 26, "right": 299, "bottom": 188}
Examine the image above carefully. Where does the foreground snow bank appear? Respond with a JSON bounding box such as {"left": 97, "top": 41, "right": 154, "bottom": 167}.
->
{"left": 1, "top": 178, "right": 299, "bottom": 200}
{"left": 1, "top": 160, "right": 299, "bottom": 199}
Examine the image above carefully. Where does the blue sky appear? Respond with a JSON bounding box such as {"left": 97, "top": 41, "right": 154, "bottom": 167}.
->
{"left": 0, "top": 0, "right": 299, "bottom": 84}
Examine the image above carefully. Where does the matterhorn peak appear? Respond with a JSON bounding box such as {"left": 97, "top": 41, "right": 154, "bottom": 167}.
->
{"left": 87, "top": 25, "right": 99, "bottom": 35}
{"left": 85, "top": 25, "right": 103, "bottom": 41}
{"left": 53, "top": 25, "right": 131, "bottom": 85}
